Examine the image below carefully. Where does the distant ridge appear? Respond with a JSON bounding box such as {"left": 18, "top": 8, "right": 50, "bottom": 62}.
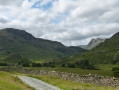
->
{"left": 73, "top": 32, "right": 119, "bottom": 64}
{"left": 0, "top": 28, "right": 86, "bottom": 61}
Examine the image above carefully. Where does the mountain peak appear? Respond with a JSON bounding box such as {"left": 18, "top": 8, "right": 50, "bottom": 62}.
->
{"left": 79, "top": 38, "right": 106, "bottom": 50}
{"left": 0, "top": 28, "right": 35, "bottom": 40}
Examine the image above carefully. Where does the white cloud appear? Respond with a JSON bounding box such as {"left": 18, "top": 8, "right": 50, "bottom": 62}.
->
{"left": 0, "top": 0, "right": 119, "bottom": 46}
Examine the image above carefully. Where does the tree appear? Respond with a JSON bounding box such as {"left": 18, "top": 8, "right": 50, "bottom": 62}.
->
{"left": 61, "top": 64, "right": 65, "bottom": 67}
{"left": 0, "top": 62, "right": 8, "bottom": 66}
{"left": 36, "top": 63, "right": 42, "bottom": 67}
{"left": 23, "top": 63, "right": 30, "bottom": 67}
{"left": 32, "top": 63, "right": 37, "bottom": 67}
{"left": 43, "top": 63, "right": 48, "bottom": 67}
{"left": 113, "top": 71, "right": 119, "bottom": 77}
{"left": 75, "top": 60, "right": 95, "bottom": 69}
{"left": 67, "top": 63, "right": 75, "bottom": 68}
{"left": 112, "top": 67, "right": 119, "bottom": 71}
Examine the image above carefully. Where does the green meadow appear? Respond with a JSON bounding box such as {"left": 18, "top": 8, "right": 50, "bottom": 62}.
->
{"left": 0, "top": 71, "right": 34, "bottom": 90}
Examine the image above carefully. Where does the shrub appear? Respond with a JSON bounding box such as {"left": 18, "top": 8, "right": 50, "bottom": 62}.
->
{"left": 112, "top": 67, "right": 119, "bottom": 71}
{"left": 75, "top": 60, "right": 96, "bottom": 69}
{"left": 43, "top": 63, "right": 48, "bottom": 67}
{"left": 32, "top": 63, "right": 42, "bottom": 67}
{"left": 23, "top": 63, "right": 30, "bottom": 67}
{"left": 61, "top": 64, "right": 65, "bottom": 67}
{"left": 67, "top": 63, "right": 75, "bottom": 68}
{"left": 0, "top": 62, "right": 8, "bottom": 66}
{"left": 113, "top": 71, "right": 119, "bottom": 77}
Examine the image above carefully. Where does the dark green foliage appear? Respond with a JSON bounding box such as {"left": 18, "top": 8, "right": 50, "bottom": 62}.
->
{"left": 76, "top": 60, "right": 89, "bottom": 66}
{"left": 0, "top": 62, "right": 7, "bottom": 66}
{"left": 112, "top": 67, "right": 119, "bottom": 71}
{"left": 75, "top": 60, "right": 95, "bottom": 69}
{"left": 23, "top": 63, "right": 30, "bottom": 67}
{"left": 0, "top": 28, "right": 86, "bottom": 61}
{"left": 61, "top": 64, "right": 66, "bottom": 67}
{"left": 67, "top": 63, "right": 75, "bottom": 68}
{"left": 43, "top": 63, "right": 49, "bottom": 67}
{"left": 36, "top": 63, "right": 42, "bottom": 67}
{"left": 32, "top": 63, "right": 42, "bottom": 67}
{"left": 50, "top": 64, "right": 55, "bottom": 68}
{"left": 113, "top": 71, "right": 119, "bottom": 77}
{"left": 47, "top": 62, "right": 56, "bottom": 68}
{"left": 32, "top": 63, "right": 37, "bottom": 67}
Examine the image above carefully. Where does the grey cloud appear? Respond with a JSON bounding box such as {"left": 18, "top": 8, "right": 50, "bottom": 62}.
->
{"left": 0, "top": 17, "right": 9, "bottom": 23}
{"left": 0, "top": 0, "right": 22, "bottom": 6}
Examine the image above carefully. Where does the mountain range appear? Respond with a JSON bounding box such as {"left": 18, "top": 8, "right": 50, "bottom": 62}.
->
{"left": 70, "top": 32, "right": 119, "bottom": 64}
{"left": 0, "top": 28, "right": 86, "bottom": 61}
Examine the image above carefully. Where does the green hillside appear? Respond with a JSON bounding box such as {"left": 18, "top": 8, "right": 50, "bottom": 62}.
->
{"left": 3, "top": 53, "right": 31, "bottom": 64}
{"left": 70, "top": 32, "right": 119, "bottom": 64}
{"left": 0, "top": 28, "right": 86, "bottom": 61}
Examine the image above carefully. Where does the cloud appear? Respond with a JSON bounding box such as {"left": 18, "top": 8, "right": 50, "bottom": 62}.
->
{"left": 0, "top": 17, "right": 10, "bottom": 23}
{"left": 0, "top": 0, "right": 22, "bottom": 6}
{"left": 0, "top": 0, "right": 119, "bottom": 46}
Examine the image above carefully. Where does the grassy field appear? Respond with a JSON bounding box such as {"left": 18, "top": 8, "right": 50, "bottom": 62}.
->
{"left": 0, "top": 71, "right": 34, "bottom": 90}
{"left": 23, "top": 67, "right": 113, "bottom": 77}
{"left": 25, "top": 74, "right": 119, "bottom": 90}
{"left": 95, "top": 64, "right": 119, "bottom": 71}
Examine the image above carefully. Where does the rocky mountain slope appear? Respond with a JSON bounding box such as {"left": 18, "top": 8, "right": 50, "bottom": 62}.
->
{"left": 79, "top": 38, "right": 106, "bottom": 50}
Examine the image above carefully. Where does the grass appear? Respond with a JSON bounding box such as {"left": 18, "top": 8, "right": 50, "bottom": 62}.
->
{"left": 0, "top": 71, "right": 35, "bottom": 90}
{"left": 96, "top": 64, "right": 119, "bottom": 71}
{"left": 0, "top": 66, "right": 7, "bottom": 68}
{"left": 23, "top": 67, "right": 113, "bottom": 77}
{"left": 25, "top": 74, "right": 119, "bottom": 90}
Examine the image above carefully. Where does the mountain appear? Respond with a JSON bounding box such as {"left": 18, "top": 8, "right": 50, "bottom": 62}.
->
{"left": 0, "top": 28, "right": 86, "bottom": 61}
{"left": 71, "top": 32, "right": 119, "bottom": 64}
{"left": 79, "top": 38, "right": 106, "bottom": 50}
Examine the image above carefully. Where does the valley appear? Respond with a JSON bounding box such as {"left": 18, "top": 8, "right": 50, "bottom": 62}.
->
{"left": 0, "top": 28, "right": 119, "bottom": 90}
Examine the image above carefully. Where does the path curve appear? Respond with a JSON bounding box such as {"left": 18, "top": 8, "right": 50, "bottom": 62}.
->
{"left": 17, "top": 75, "right": 61, "bottom": 90}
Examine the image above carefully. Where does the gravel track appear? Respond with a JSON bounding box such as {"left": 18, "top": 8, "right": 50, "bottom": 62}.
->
{"left": 17, "top": 75, "right": 61, "bottom": 90}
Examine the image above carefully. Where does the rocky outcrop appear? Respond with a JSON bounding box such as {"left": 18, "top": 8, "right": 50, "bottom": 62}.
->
{"left": 0, "top": 67, "right": 119, "bottom": 87}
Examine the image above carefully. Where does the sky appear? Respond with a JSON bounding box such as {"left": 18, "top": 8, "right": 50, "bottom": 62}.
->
{"left": 0, "top": 0, "right": 119, "bottom": 46}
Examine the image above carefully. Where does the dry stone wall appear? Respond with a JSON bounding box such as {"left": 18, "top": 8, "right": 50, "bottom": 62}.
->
{"left": 0, "top": 67, "right": 119, "bottom": 87}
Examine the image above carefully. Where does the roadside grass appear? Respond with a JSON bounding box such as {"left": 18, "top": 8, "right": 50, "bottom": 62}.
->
{"left": 0, "top": 71, "right": 35, "bottom": 90}
{"left": 23, "top": 67, "right": 113, "bottom": 77}
{"left": 24, "top": 74, "right": 119, "bottom": 90}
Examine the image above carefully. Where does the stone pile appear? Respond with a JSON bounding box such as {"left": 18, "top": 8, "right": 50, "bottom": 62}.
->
{"left": 0, "top": 67, "right": 119, "bottom": 87}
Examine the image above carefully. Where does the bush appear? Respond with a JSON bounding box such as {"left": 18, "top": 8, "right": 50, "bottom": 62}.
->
{"left": 113, "top": 71, "right": 119, "bottom": 77}
{"left": 75, "top": 60, "right": 96, "bottom": 69}
{"left": 23, "top": 63, "right": 30, "bottom": 67}
{"left": 112, "top": 67, "right": 119, "bottom": 71}
{"left": 32, "top": 63, "right": 42, "bottom": 67}
{"left": 50, "top": 64, "right": 55, "bottom": 68}
{"left": 36, "top": 63, "right": 42, "bottom": 67}
{"left": 67, "top": 63, "right": 75, "bottom": 68}
{"left": 0, "top": 62, "right": 8, "bottom": 66}
{"left": 43, "top": 63, "right": 48, "bottom": 67}
{"left": 61, "top": 64, "right": 65, "bottom": 67}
